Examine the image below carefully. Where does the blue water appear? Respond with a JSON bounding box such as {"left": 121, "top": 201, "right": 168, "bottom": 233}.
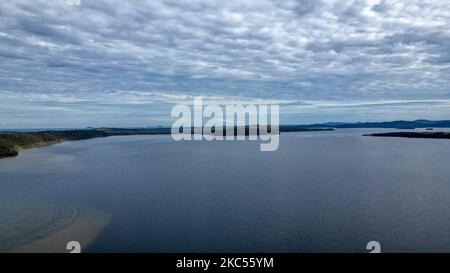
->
{"left": 1, "top": 129, "right": 450, "bottom": 252}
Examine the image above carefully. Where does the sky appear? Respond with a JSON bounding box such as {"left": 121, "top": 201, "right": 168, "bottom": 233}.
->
{"left": 1, "top": 0, "right": 450, "bottom": 128}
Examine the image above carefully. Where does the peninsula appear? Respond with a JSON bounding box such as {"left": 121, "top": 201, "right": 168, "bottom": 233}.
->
{"left": 365, "top": 132, "right": 450, "bottom": 139}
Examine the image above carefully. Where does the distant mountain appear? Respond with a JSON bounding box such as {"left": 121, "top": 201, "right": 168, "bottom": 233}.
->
{"left": 143, "top": 120, "right": 450, "bottom": 129}
{"left": 145, "top": 125, "right": 166, "bottom": 129}
{"left": 296, "top": 119, "right": 450, "bottom": 129}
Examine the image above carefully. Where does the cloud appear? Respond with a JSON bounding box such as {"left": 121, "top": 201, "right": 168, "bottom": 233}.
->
{"left": 1, "top": 0, "right": 450, "bottom": 127}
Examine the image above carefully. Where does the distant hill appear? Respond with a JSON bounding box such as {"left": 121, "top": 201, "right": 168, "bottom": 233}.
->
{"left": 295, "top": 119, "right": 450, "bottom": 129}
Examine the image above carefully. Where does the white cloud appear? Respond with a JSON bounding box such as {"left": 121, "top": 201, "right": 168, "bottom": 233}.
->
{"left": 1, "top": 0, "right": 450, "bottom": 126}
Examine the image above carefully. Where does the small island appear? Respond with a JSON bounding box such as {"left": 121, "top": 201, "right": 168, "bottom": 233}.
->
{"left": 0, "top": 126, "right": 333, "bottom": 158}
{"left": 365, "top": 132, "right": 450, "bottom": 139}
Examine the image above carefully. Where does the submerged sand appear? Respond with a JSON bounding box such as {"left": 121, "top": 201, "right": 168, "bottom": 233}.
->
{"left": 0, "top": 199, "right": 109, "bottom": 253}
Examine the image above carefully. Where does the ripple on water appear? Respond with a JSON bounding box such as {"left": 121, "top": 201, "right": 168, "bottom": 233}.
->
{"left": 0, "top": 199, "right": 109, "bottom": 253}
{"left": 0, "top": 151, "right": 84, "bottom": 175}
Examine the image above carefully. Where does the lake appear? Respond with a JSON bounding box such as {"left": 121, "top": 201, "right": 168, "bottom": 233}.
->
{"left": 1, "top": 129, "right": 450, "bottom": 252}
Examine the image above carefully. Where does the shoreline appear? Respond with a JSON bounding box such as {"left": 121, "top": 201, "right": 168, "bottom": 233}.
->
{"left": 0, "top": 127, "right": 333, "bottom": 159}
{"left": 365, "top": 132, "right": 450, "bottom": 139}
{"left": 3, "top": 129, "right": 450, "bottom": 159}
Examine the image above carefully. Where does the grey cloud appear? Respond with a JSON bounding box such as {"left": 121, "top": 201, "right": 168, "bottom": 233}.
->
{"left": 1, "top": 0, "right": 450, "bottom": 127}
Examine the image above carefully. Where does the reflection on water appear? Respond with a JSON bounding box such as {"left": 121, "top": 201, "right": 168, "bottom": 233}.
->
{"left": 0, "top": 149, "right": 83, "bottom": 174}
{"left": 1, "top": 130, "right": 450, "bottom": 252}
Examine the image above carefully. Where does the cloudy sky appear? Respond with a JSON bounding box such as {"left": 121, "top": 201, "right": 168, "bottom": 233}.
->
{"left": 1, "top": 0, "right": 450, "bottom": 128}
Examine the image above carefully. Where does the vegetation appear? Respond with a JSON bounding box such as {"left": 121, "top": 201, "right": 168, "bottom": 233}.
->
{"left": 365, "top": 132, "right": 450, "bottom": 139}
{"left": 0, "top": 139, "right": 18, "bottom": 157}
{"left": 0, "top": 130, "right": 108, "bottom": 158}
{"left": 0, "top": 126, "right": 333, "bottom": 159}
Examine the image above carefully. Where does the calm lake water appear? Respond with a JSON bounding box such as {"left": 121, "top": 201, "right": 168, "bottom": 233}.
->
{"left": 1, "top": 129, "right": 450, "bottom": 252}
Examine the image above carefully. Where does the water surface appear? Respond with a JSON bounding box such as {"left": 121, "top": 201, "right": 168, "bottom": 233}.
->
{"left": 1, "top": 129, "right": 450, "bottom": 252}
